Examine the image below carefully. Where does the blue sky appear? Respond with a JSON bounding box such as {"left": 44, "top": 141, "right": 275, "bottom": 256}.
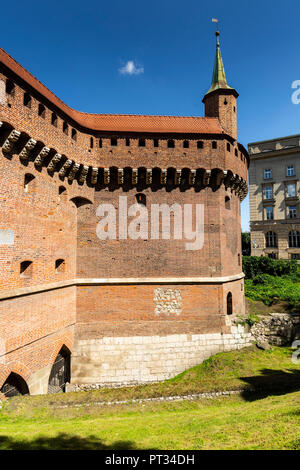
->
{"left": 2, "top": 0, "right": 300, "bottom": 231}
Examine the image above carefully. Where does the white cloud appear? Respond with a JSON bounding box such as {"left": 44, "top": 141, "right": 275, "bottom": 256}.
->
{"left": 119, "top": 61, "right": 144, "bottom": 75}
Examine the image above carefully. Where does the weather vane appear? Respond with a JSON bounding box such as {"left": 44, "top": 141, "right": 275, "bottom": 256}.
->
{"left": 212, "top": 18, "right": 219, "bottom": 32}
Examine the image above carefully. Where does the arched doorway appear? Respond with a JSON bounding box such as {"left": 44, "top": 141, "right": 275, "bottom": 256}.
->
{"left": 227, "top": 292, "right": 233, "bottom": 315}
{"left": 0, "top": 372, "right": 29, "bottom": 398}
{"left": 48, "top": 346, "right": 71, "bottom": 393}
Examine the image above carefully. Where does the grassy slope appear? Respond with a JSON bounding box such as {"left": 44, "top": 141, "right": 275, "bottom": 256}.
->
{"left": 6, "top": 345, "right": 299, "bottom": 407}
{"left": 0, "top": 346, "right": 299, "bottom": 449}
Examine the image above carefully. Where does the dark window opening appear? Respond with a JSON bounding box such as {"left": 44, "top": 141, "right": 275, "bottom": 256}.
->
{"left": 55, "top": 259, "right": 65, "bottom": 273}
{"left": 265, "top": 231, "right": 277, "bottom": 248}
{"left": 126, "top": 138, "right": 130, "bottom": 146}
{"left": 99, "top": 138, "right": 103, "bottom": 148}
{"left": 212, "top": 141, "right": 217, "bottom": 149}
{"left": 153, "top": 139, "right": 159, "bottom": 147}
{"left": 24, "top": 173, "right": 35, "bottom": 192}
{"left": 23, "top": 92, "right": 32, "bottom": 108}
{"left": 233, "top": 106, "right": 236, "bottom": 112}
{"left": 20, "top": 260, "right": 33, "bottom": 278}
{"left": 38, "top": 103, "right": 46, "bottom": 118}
{"left": 48, "top": 346, "right": 71, "bottom": 393}
{"left": 227, "top": 292, "right": 233, "bottom": 315}
{"left": 197, "top": 141, "right": 203, "bottom": 149}
{"left": 90, "top": 137, "right": 94, "bottom": 148}
{"left": 235, "top": 149, "right": 238, "bottom": 157}
{"left": 0, "top": 373, "right": 29, "bottom": 398}
{"left": 168, "top": 139, "right": 175, "bottom": 148}
{"left": 63, "top": 122, "right": 68, "bottom": 135}
{"left": 6, "top": 79, "right": 15, "bottom": 95}
{"left": 227, "top": 143, "right": 231, "bottom": 152}
{"left": 224, "top": 98, "right": 228, "bottom": 105}
{"left": 289, "top": 230, "right": 300, "bottom": 248}
{"left": 136, "top": 193, "right": 146, "bottom": 206}
{"left": 139, "top": 138, "right": 145, "bottom": 147}
{"left": 51, "top": 113, "right": 58, "bottom": 127}
{"left": 225, "top": 196, "right": 231, "bottom": 209}
{"left": 71, "top": 129, "right": 77, "bottom": 141}
{"left": 111, "top": 138, "right": 117, "bottom": 146}
{"left": 238, "top": 253, "right": 241, "bottom": 266}
{"left": 59, "top": 186, "right": 67, "bottom": 195}
{"left": 183, "top": 140, "right": 189, "bottom": 148}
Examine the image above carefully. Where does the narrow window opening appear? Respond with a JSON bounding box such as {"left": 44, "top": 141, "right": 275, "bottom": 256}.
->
{"left": 20, "top": 261, "right": 33, "bottom": 278}
{"left": 168, "top": 139, "right": 175, "bottom": 148}
{"left": 71, "top": 129, "right": 77, "bottom": 141}
{"left": 197, "top": 141, "right": 203, "bottom": 149}
{"left": 6, "top": 79, "right": 15, "bottom": 95}
{"left": 38, "top": 103, "right": 46, "bottom": 118}
{"left": 126, "top": 138, "right": 130, "bottom": 146}
{"left": 51, "top": 113, "right": 58, "bottom": 127}
{"left": 55, "top": 259, "right": 65, "bottom": 273}
{"left": 235, "top": 149, "right": 238, "bottom": 157}
{"left": 63, "top": 122, "right": 68, "bottom": 135}
{"left": 59, "top": 186, "right": 67, "bottom": 196}
{"left": 227, "top": 143, "right": 231, "bottom": 152}
{"left": 212, "top": 141, "right": 217, "bottom": 149}
{"left": 136, "top": 193, "right": 146, "bottom": 206}
{"left": 90, "top": 137, "right": 94, "bottom": 148}
{"left": 23, "top": 93, "right": 32, "bottom": 108}
{"left": 153, "top": 139, "right": 159, "bottom": 147}
{"left": 139, "top": 138, "right": 145, "bottom": 147}
{"left": 227, "top": 292, "right": 233, "bottom": 315}
{"left": 183, "top": 140, "right": 189, "bottom": 148}
{"left": 111, "top": 137, "right": 117, "bottom": 146}
{"left": 99, "top": 138, "right": 103, "bottom": 148}
{"left": 24, "top": 173, "right": 35, "bottom": 192}
{"left": 225, "top": 196, "right": 231, "bottom": 210}
{"left": 238, "top": 253, "right": 241, "bottom": 266}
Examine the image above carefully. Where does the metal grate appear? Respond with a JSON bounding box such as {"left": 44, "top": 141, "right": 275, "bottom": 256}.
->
{"left": 48, "top": 352, "right": 70, "bottom": 394}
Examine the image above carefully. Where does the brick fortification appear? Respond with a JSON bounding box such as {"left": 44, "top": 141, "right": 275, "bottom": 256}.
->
{"left": 0, "top": 32, "right": 250, "bottom": 395}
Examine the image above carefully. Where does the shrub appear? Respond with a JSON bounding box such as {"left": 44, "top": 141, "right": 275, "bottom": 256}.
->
{"left": 242, "top": 256, "right": 298, "bottom": 280}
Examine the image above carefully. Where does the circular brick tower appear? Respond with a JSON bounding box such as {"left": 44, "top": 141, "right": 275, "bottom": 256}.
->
{"left": 0, "top": 32, "right": 250, "bottom": 395}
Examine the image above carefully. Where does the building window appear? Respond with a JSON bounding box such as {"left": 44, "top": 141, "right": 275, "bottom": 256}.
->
{"left": 38, "top": 103, "right": 46, "bottom": 118}
{"left": 263, "top": 185, "right": 273, "bottom": 200}
{"left": 111, "top": 138, "right": 117, "bottom": 146}
{"left": 212, "top": 141, "right": 217, "bottom": 149}
{"left": 23, "top": 93, "right": 32, "bottom": 108}
{"left": 289, "top": 230, "right": 300, "bottom": 248}
{"left": 225, "top": 196, "right": 231, "bottom": 209}
{"left": 268, "top": 253, "right": 278, "bottom": 259}
{"left": 90, "top": 137, "right": 94, "bottom": 148}
{"left": 153, "top": 139, "right": 159, "bottom": 147}
{"left": 227, "top": 143, "right": 231, "bottom": 152}
{"left": 167, "top": 139, "right": 175, "bottom": 148}
{"left": 197, "top": 141, "right": 203, "bottom": 149}
{"left": 265, "top": 206, "right": 274, "bottom": 220}
{"left": 183, "top": 140, "right": 189, "bottom": 148}
{"left": 99, "top": 138, "right": 103, "bottom": 148}
{"left": 235, "top": 149, "right": 238, "bottom": 157}
{"left": 287, "top": 165, "right": 295, "bottom": 177}
{"left": 20, "top": 260, "right": 33, "bottom": 278}
{"left": 5, "top": 79, "right": 15, "bottom": 95}
{"left": 288, "top": 205, "right": 297, "bottom": 219}
{"left": 139, "top": 138, "right": 145, "bottom": 147}
{"left": 227, "top": 292, "right": 232, "bottom": 315}
{"left": 126, "top": 138, "right": 130, "bottom": 146}
{"left": 24, "top": 173, "right": 35, "bottom": 193}
{"left": 287, "top": 183, "right": 296, "bottom": 197}
{"left": 63, "top": 122, "right": 68, "bottom": 135}
{"left": 136, "top": 193, "right": 146, "bottom": 206}
{"left": 264, "top": 169, "right": 272, "bottom": 179}
{"left": 55, "top": 259, "right": 66, "bottom": 273}
{"left": 71, "top": 129, "right": 77, "bottom": 141}
{"left": 265, "top": 231, "right": 277, "bottom": 248}
{"left": 291, "top": 253, "right": 300, "bottom": 260}
{"left": 51, "top": 113, "right": 58, "bottom": 127}
{"left": 59, "top": 186, "right": 67, "bottom": 196}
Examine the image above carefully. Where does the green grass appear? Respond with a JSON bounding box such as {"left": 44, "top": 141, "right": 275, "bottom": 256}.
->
{"left": 0, "top": 346, "right": 299, "bottom": 449}
{"left": 3, "top": 346, "right": 299, "bottom": 408}
{"left": 0, "top": 393, "right": 299, "bottom": 449}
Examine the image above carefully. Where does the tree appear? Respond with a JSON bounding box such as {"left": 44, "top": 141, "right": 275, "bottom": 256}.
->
{"left": 242, "top": 232, "right": 251, "bottom": 255}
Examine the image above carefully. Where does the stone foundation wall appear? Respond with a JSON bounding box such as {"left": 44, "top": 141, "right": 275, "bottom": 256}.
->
{"left": 71, "top": 324, "right": 252, "bottom": 386}
{"left": 251, "top": 314, "right": 300, "bottom": 346}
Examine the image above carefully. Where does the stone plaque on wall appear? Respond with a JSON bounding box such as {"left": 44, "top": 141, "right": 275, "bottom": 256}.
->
{"left": 154, "top": 288, "right": 182, "bottom": 316}
{"left": 0, "top": 80, "right": 6, "bottom": 105}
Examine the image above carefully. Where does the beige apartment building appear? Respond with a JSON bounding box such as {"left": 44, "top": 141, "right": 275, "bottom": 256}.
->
{"left": 248, "top": 134, "right": 300, "bottom": 259}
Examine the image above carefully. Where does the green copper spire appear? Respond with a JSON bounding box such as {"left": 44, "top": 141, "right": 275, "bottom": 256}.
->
{"left": 205, "top": 31, "right": 234, "bottom": 95}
